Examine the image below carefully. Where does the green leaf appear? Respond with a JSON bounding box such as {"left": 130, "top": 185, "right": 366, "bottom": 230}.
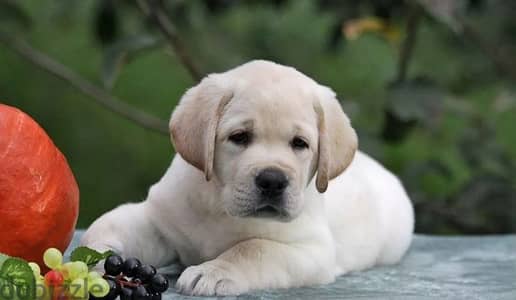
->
{"left": 101, "top": 34, "right": 162, "bottom": 89}
{"left": 70, "top": 247, "right": 114, "bottom": 268}
{"left": 0, "top": 258, "right": 35, "bottom": 300}
{"left": 386, "top": 78, "right": 445, "bottom": 128}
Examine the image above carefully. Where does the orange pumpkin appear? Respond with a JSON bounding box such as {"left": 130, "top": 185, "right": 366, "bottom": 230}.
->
{"left": 0, "top": 104, "right": 79, "bottom": 266}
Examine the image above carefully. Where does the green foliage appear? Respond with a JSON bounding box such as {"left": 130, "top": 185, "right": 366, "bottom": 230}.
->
{"left": 102, "top": 34, "right": 163, "bottom": 89}
{"left": 70, "top": 247, "right": 114, "bottom": 268}
{"left": 0, "top": 0, "right": 514, "bottom": 234}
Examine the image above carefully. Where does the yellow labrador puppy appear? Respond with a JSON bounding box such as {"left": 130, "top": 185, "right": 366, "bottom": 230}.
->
{"left": 81, "top": 60, "right": 414, "bottom": 296}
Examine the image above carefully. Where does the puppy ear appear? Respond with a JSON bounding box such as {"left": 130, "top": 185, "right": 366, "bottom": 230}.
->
{"left": 169, "top": 76, "right": 232, "bottom": 181}
{"left": 314, "top": 87, "right": 358, "bottom": 193}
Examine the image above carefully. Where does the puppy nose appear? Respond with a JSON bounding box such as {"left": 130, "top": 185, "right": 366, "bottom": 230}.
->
{"left": 255, "top": 168, "right": 288, "bottom": 197}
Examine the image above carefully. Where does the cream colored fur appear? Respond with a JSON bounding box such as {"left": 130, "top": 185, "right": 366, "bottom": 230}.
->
{"left": 81, "top": 60, "right": 414, "bottom": 296}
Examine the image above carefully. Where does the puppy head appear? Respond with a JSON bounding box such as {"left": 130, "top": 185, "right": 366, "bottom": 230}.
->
{"left": 170, "top": 60, "right": 357, "bottom": 221}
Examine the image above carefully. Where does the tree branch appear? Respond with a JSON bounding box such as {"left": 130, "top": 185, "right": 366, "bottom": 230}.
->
{"left": 0, "top": 32, "right": 169, "bottom": 135}
{"left": 381, "top": 5, "right": 423, "bottom": 143}
{"left": 393, "top": 5, "right": 422, "bottom": 84}
{"left": 137, "top": 0, "right": 203, "bottom": 82}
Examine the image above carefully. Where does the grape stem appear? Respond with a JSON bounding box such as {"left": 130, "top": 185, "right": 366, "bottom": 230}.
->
{"left": 103, "top": 274, "right": 145, "bottom": 288}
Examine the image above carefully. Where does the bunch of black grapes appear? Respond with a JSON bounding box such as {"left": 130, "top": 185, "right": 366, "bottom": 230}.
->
{"left": 92, "top": 255, "right": 169, "bottom": 300}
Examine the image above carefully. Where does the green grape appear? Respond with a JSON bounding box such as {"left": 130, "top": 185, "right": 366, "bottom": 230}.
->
{"left": 73, "top": 261, "right": 89, "bottom": 279}
{"left": 43, "top": 248, "right": 63, "bottom": 270}
{"left": 28, "top": 262, "right": 40, "bottom": 278}
{"left": 69, "top": 278, "right": 88, "bottom": 299}
{"left": 64, "top": 261, "right": 89, "bottom": 279}
{"left": 35, "top": 277, "right": 49, "bottom": 300}
{"left": 89, "top": 277, "right": 110, "bottom": 298}
{"left": 87, "top": 271, "right": 102, "bottom": 282}
{"left": 60, "top": 262, "right": 74, "bottom": 280}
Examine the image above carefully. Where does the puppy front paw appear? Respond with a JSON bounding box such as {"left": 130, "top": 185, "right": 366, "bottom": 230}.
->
{"left": 176, "top": 260, "right": 248, "bottom": 296}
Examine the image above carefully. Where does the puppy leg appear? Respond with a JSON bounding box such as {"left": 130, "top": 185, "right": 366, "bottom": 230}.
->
{"left": 176, "top": 238, "right": 336, "bottom": 296}
{"left": 80, "top": 202, "right": 175, "bottom": 267}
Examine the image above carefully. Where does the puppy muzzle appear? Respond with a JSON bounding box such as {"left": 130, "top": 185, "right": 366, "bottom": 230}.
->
{"left": 250, "top": 167, "right": 290, "bottom": 218}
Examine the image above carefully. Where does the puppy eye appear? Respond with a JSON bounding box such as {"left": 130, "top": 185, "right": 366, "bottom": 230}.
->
{"left": 228, "top": 131, "right": 251, "bottom": 146}
{"left": 291, "top": 137, "right": 309, "bottom": 150}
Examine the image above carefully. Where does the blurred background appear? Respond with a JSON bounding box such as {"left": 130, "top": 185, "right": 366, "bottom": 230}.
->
{"left": 0, "top": 0, "right": 514, "bottom": 234}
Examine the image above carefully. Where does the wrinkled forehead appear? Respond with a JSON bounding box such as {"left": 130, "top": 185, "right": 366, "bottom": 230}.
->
{"left": 219, "top": 82, "right": 318, "bottom": 137}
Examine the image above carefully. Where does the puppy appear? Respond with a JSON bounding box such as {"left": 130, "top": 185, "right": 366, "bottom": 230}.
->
{"left": 81, "top": 60, "right": 414, "bottom": 296}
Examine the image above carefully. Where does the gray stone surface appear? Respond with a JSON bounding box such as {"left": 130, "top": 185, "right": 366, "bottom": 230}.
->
{"left": 69, "top": 231, "right": 516, "bottom": 300}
